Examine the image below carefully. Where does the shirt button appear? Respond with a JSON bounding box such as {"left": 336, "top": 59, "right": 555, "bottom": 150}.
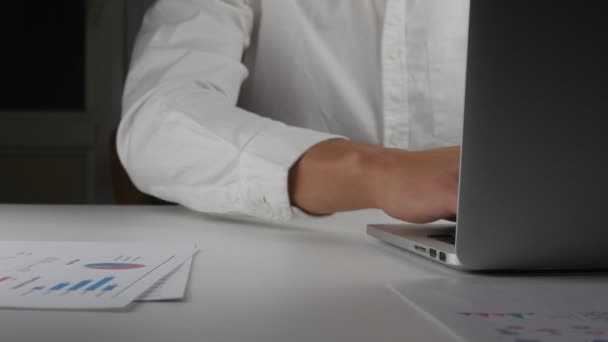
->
{"left": 386, "top": 45, "right": 399, "bottom": 60}
{"left": 258, "top": 199, "right": 273, "bottom": 216}
{"left": 264, "top": 203, "right": 273, "bottom": 216}
{"left": 389, "top": 134, "right": 405, "bottom": 147}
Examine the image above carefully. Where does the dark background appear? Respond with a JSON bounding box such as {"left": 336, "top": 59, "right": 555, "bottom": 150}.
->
{"left": 1, "top": 2, "right": 86, "bottom": 111}
{"left": 0, "top": 0, "right": 155, "bottom": 205}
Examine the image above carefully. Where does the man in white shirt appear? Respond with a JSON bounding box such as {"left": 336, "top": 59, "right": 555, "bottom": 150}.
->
{"left": 118, "top": 0, "right": 469, "bottom": 222}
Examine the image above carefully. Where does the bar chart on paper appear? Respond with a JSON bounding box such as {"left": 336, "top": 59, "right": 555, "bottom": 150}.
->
{"left": 0, "top": 241, "right": 197, "bottom": 310}
{"left": 17, "top": 277, "right": 117, "bottom": 297}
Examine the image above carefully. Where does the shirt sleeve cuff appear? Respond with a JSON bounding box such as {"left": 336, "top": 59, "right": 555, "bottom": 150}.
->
{"left": 238, "top": 120, "right": 345, "bottom": 221}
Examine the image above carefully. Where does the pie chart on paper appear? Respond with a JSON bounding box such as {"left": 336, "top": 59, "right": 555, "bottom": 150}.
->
{"left": 84, "top": 263, "right": 146, "bottom": 270}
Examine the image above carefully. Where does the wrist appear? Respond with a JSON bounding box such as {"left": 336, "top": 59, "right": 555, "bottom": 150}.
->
{"left": 288, "top": 139, "right": 384, "bottom": 214}
{"left": 338, "top": 140, "right": 386, "bottom": 210}
{"left": 347, "top": 142, "right": 388, "bottom": 210}
{"left": 363, "top": 147, "right": 414, "bottom": 210}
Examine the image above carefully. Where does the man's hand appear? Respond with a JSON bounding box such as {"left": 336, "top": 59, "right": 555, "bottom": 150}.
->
{"left": 368, "top": 146, "right": 460, "bottom": 223}
{"left": 289, "top": 139, "right": 460, "bottom": 223}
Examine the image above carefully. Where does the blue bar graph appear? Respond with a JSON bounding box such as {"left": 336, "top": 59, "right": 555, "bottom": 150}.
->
{"left": 68, "top": 280, "right": 93, "bottom": 291}
{"left": 21, "top": 285, "right": 46, "bottom": 296}
{"left": 85, "top": 277, "right": 115, "bottom": 292}
{"left": 102, "top": 284, "right": 118, "bottom": 292}
{"left": 50, "top": 283, "right": 70, "bottom": 291}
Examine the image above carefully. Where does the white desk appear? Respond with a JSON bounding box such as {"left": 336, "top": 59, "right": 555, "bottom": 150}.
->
{"left": 0, "top": 205, "right": 462, "bottom": 342}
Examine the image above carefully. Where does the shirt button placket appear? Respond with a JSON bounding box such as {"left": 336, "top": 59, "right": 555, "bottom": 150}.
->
{"left": 382, "top": 0, "right": 409, "bottom": 149}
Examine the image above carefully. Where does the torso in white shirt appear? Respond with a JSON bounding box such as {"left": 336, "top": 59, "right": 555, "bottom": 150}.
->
{"left": 238, "top": 0, "right": 469, "bottom": 150}
{"left": 120, "top": 0, "right": 471, "bottom": 220}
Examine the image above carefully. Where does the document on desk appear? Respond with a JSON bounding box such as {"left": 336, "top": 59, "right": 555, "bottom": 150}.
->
{"left": 138, "top": 257, "right": 193, "bottom": 301}
{"left": 0, "top": 241, "right": 197, "bottom": 310}
{"left": 390, "top": 277, "right": 608, "bottom": 342}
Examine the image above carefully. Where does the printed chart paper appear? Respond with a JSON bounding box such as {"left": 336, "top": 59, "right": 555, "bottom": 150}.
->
{"left": 138, "top": 257, "right": 193, "bottom": 301}
{"left": 0, "top": 241, "right": 197, "bottom": 310}
{"left": 390, "top": 276, "right": 608, "bottom": 342}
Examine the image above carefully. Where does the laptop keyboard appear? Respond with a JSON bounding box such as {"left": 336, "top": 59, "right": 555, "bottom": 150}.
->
{"left": 427, "top": 232, "right": 456, "bottom": 245}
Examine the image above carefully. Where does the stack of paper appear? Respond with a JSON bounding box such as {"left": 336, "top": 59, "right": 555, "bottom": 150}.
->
{"left": 0, "top": 241, "right": 198, "bottom": 310}
{"left": 390, "top": 277, "right": 608, "bottom": 342}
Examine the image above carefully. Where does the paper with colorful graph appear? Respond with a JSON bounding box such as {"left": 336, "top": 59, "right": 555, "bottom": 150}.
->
{"left": 0, "top": 241, "right": 197, "bottom": 310}
{"left": 390, "top": 276, "right": 608, "bottom": 342}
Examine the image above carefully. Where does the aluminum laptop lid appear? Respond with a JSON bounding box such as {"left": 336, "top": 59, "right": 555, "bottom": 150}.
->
{"left": 455, "top": 0, "right": 608, "bottom": 270}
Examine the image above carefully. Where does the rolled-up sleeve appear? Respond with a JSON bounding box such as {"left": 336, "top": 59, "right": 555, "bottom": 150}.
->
{"left": 117, "top": 0, "right": 341, "bottom": 221}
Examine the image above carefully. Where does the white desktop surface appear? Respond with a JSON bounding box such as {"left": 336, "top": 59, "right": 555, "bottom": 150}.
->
{"left": 0, "top": 205, "right": 460, "bottom": 342}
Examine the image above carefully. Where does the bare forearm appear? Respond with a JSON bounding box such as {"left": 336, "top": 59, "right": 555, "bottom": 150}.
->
{"left": 288, "top": 139, "right": 460, "bottom": 222}
{"left": 288, "top": 139, "right": 381, "bottom": 215}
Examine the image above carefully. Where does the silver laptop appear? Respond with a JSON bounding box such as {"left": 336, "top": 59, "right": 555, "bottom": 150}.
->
{"left": 368, "top": 1, "right": 608, "bottom": 270}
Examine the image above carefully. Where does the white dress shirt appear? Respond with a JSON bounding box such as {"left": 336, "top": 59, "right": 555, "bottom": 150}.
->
{"left": 118, "top": 0, "right": 470, "bottom": 221}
